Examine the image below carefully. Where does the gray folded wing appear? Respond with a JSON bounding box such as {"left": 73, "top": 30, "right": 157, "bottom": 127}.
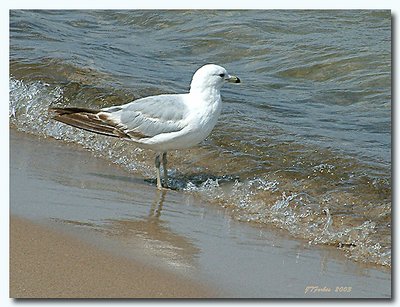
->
{"left": 103, "top": 94, "right": 189, "bottom": 139}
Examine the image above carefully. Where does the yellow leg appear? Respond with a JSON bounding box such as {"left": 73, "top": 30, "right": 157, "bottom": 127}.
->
{"left": 155, "top": 154, "right": 162, "bottom": 189}
{"left": 162, "top": 152, "right": 168, "bottom": 186}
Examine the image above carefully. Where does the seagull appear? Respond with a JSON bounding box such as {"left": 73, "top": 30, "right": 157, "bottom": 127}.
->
{"left": 49, "top": 64, "right": 241, "bottom": 189}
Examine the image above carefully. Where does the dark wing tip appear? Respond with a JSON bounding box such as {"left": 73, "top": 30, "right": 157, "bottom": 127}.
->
{"left": 49, "top": 107, "right": 100, "bottom": 117}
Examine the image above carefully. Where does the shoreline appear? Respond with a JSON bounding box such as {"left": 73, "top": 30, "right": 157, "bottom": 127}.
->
{"left": 10, "top": 129, "right": 391, "bottom": 298}
{"left": 10, "top": 215, "right": 219, "bottom": 298}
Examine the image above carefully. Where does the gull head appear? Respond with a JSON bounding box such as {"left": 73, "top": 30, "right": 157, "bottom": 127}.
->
{"left": 190, "top": 64, "right": 240, "bottom": 93}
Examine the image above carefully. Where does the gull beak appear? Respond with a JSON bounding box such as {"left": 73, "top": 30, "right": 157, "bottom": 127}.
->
{"left": 226, "top": 75, "right": 241, "bottom": 83}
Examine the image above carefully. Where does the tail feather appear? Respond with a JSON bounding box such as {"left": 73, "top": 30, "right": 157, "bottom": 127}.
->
{"left": 49, "top": 107, "right": 130, "bottom": 139}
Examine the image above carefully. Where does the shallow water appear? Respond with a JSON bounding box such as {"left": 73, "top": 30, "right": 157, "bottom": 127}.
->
{"left": 9, "top": 10, "right": 391, "bottom": 267}
{"left": 10, "top": 130, "right": 391, "bottom": 298}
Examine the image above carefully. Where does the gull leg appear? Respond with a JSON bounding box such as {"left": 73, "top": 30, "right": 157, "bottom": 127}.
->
{"left": 155, "top": 154, "right": 162, "bottom": 189}
{"left": 162, "top": 152, "right": 168, "bottom": 186}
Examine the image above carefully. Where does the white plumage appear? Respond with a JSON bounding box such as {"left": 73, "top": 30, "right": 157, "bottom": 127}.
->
{"left": 50, "top": 64, "right": 240, "bottom": 189}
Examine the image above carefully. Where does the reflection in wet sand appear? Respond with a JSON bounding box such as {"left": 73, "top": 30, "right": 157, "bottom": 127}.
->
{"left": 103, "top": 189, "right": 201, "bottom": 271}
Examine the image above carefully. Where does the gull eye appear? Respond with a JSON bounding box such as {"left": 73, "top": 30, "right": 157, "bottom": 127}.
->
{"left": 219, "top": 73, "right": 225, "bottom": 78}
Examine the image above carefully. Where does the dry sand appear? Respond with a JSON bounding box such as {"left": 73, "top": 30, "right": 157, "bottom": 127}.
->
{"left": 10, "top": 216, "right": 218, "bottom": 298}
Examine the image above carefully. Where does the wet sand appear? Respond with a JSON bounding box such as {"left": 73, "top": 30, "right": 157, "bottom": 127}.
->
{"left": 10, "top": 215, "right": 217, "bottom": 298}
{"left": 9, "top": 129, "right": 391, "bottom": 298}
{"left": 10, "top": 216, "right": 217, "bottom": 298}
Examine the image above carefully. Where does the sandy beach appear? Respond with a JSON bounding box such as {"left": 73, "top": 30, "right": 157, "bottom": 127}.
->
{"left": 9, "top": 129, "right": 391, "bottom": 298}
{"left": 10, "top": 215, "right": 218, "bottom": 298}
{"left": 9, "top": 9, "right": 392, "bottom": 299}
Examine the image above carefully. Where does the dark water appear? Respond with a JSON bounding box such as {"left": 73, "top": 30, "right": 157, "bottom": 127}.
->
{"left": 9, "top": 10, "right": 391, "bottom": 267}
